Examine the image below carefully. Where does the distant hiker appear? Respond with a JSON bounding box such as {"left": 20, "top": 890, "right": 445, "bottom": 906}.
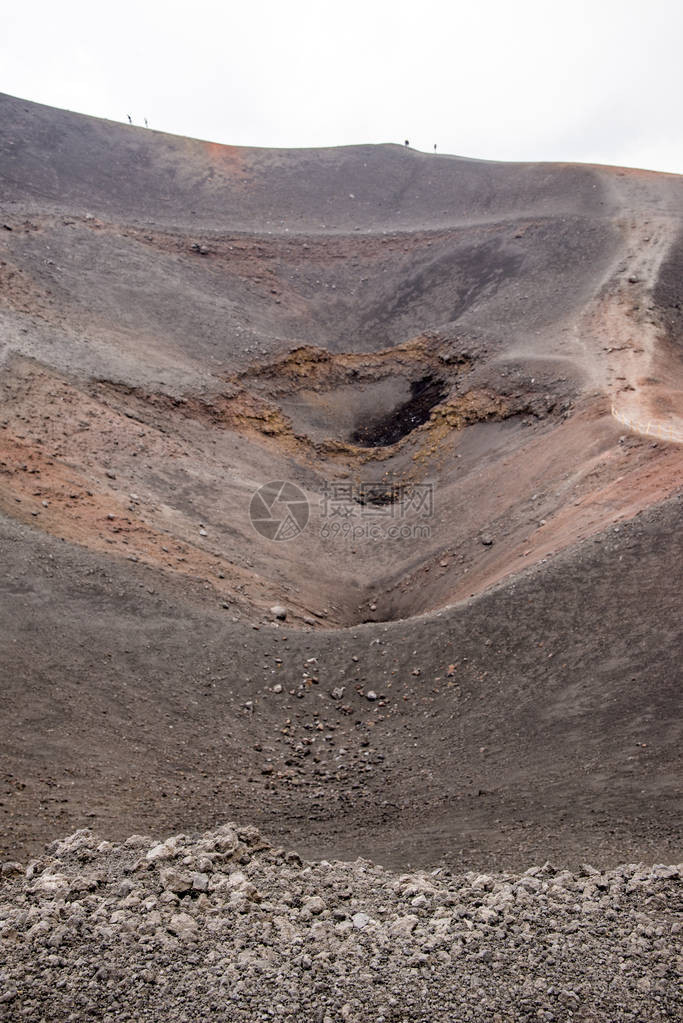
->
{"left": 404, "top": 139, "right": 409, "bottom": 147}
{"left": 434, "top": 143, "right": 437, "bottom": 152}
{"left": 144, "top": 117, "right": 148, "bottom": 128}
{"left": 127, "top": 114, "right": 132, "bottom": 124}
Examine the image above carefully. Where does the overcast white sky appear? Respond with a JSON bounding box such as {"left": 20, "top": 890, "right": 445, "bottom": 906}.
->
{"left": 1, "top": 0, "right": 681, "bottom": 173}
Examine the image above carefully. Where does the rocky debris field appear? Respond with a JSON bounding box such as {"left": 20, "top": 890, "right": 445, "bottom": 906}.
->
{"left": 0, "top": 824, "right": 681, "bottom": 1022}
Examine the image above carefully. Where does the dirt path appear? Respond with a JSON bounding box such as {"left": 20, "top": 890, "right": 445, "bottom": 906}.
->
{"left": 589, "top": 173, "right": 683, "bottom": 441}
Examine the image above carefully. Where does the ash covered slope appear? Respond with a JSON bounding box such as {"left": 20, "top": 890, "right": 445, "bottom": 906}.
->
{"left": 0, "top": 90, "right": 624, "bottom": 387}
{"left": 0, "top": 824, "right": 680, "bottom": 1023}
{"left": 1, "top": 493, "right": 681, "bottom": 870}
{"left": 0, "top": 91, "right": 610, "bottom": 232}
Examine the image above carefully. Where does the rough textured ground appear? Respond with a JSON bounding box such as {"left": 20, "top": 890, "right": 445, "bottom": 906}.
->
{"left": 1, "top": 492, "right": 681, "bottom": 876}
{"left": 1, "top": 825, "right": 681, "bottom": 1022}
{"left": 0, "top": 88, "right": 681, "bottom": 975}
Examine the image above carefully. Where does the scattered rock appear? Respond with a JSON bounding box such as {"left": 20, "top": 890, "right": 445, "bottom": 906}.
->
{"left": 167, "top": 912, "right": 198, "bottom": 938}
{"left": 0, "top": 823, "right": 679, "bottom": 1020}
{"left": 352, "top": 911, "right": 372, "bottom": 929}
{"left": 303, "top": 896, "right": 326, "bottom": 915}
{"left": 160, "top": 867, "right": 194, "bottom": 893}
{"left": 1, "top": 861, "right": 23, "bottom": 876}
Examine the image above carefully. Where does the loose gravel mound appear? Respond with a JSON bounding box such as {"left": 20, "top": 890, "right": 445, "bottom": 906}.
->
{"left": 1, "top": 824, "right": 681, "bottom": 1022}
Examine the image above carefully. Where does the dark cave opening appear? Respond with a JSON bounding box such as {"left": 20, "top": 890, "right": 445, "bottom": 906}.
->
{"left": 350, "top": 375, "right": 447, "bottom": 448}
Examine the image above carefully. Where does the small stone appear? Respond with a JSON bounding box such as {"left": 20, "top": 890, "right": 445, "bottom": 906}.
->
{"left": 146, "top": 838, "right": 179, "bottom": 862}
{"left": 650, "top": 864, "right": 679, "bottom": 880}
{"left": 30, "top": 873, "right": 69, "bottom": 897}
{"left": 390, "top": 914, "right": 419, "bottom": 937}
{"left": 1, "top": 861, "right": 23, "bottom": 876}
{"left": 303, "top": 896, "right": 326, "bottom": 915}
{"left": 270, "top": 605, "right": 287, "bottom": 620}
{"left": 167, "top": 912, "right": 198, "bottom": 938}
{"left": 160, "top": 867, "right": 194, "bottom": 894}
{"left": 366, "top": 690, "right": 378, "bottom": 701}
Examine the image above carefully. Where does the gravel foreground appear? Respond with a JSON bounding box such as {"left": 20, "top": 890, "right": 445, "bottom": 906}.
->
{"left": 0, "top": 825, "right": 681, "bottom": 1022}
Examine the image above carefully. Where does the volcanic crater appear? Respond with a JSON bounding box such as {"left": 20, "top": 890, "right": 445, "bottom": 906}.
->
{"left": 0, "top": 93, "right": 681, "bottom": 880}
